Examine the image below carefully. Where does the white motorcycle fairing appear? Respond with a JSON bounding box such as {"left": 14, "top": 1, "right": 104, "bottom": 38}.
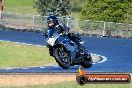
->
{"left": 47, "top": 33, "right": 60, "bottom": 46}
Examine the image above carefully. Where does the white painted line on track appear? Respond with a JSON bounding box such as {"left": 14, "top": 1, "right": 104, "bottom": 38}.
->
{"left": 5, "top": 68, "right": 12, "bottom": 70}
{"left": 53, "top": 66, "right": 59, "bottom": 67}
{"left": 0, "top": 40, "right": 46, "bottom": 47}
{"left": 40, "top": 67, "right": 46, "bottom": 68}
{"left": 4, "top": 67, "right": 16, "bottom": 70}
{"left": 98, "top": 56, "right": 107, "bottom": 64}
{"left": 91, "top": 53, "right": 107, "bottom": 64}
{"left": 21, "top": 68, "right": 29, "bottom": 69}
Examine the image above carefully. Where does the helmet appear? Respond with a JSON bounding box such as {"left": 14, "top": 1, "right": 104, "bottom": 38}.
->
{"left": 47, "top": 16, "right": 58, "bottom": 24}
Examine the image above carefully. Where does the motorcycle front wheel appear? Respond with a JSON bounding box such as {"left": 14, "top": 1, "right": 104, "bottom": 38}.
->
{"left": 54, "top": 46, "right": 71, "bottom": 69}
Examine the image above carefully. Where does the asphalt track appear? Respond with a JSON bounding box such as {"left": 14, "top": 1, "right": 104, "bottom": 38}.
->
{"left": 0, "top": 29, "right": 132, "bottom": 73}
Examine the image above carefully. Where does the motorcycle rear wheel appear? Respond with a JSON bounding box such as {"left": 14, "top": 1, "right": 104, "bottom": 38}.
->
{"left": 81, "top": 56, "right": 92, "bottom": 68}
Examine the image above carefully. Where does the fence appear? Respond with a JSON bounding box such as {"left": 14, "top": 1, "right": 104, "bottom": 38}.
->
{"left": 0, "top": 12, "right": 46, "bottom": 30}
{"left": 0, "top": 11, "right": 132, "bottom": 37}
{"left": 70, "top": 20, "right": 132, "bottom": 37}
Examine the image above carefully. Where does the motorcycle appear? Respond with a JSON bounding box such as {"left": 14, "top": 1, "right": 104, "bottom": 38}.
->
{"left": 43, "top": 30, "right": 92, "bottom": 69}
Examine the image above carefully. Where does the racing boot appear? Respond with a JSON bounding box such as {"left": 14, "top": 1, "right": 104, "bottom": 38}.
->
{"left": 78, "top": 41, "right": 86, "bottom": 55}
{"left": 78, "top": 45, "right": 85, "bottom": 55}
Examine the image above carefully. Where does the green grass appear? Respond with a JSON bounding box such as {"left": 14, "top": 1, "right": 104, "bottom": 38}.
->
{"left": 0, "top": 81, "right": 131, "bottom": 88}
{"left": 3, "top": 0, "right": 132, "bottom": 23}
{"left": 0, "top": 41, "right": 56, "bottom": 68}
{"left": 69, "top": 12, "right": 81, "bottom": 19}
{"left": 4, "top": 0, "right": 81, "bottom": 17}
{"left": 4, "top": 0, "right": 81, "bottom": 19}
{"left": 4, "top": 0, "right": 37, "bottom": 14}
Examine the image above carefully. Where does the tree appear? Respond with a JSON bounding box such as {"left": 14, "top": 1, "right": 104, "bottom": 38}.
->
{"left": 81, "top": 0, "right": 132, "bottom": 23}
{"left": 34, "top": 0, "right": 71, "bottom": 16}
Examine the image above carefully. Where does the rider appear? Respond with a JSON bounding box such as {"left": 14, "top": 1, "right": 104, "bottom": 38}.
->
{"left": 44, "top": 16, "right": 85, "bottom": 56}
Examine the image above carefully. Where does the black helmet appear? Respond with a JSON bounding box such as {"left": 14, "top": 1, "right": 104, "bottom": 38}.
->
{"left": 47, "top": 16, "right": 58, "bottom": 24}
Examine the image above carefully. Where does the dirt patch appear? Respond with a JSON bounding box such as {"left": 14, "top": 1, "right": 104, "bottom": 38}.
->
{"left": 0, "top": 74, "right": 75, "bottom": 87}
{"left": 0, "top": 74, "right": 131, "bottom": 87}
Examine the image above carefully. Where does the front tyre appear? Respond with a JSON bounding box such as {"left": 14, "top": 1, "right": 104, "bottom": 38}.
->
{"left": 54, "top": 46, "right": 71, "bottom": 69}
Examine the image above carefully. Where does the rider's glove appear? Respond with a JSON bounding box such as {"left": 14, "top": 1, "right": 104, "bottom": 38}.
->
{"left": 42, "top": 30, "right": 48, "bottom": 38}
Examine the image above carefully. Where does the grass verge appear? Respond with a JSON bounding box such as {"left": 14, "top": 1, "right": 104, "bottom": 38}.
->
{"left": 4, "top": 0, "right": 37, "bottom": 14}
{"left": 0, "top": 80, "right": 131, "bottom": 88}
{"left": 4, "top": 0, "right": 81, "bottom": 18}
{"left": 0, "top": 41, "right": 56, "bottom": 68}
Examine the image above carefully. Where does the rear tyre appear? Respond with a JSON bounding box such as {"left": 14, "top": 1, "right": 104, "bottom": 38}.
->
{"left": 81, "top": 55, "right": 92, "bottom": 68}
{"left": 54, "top": 46, "right": 71, "bottom": 69}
